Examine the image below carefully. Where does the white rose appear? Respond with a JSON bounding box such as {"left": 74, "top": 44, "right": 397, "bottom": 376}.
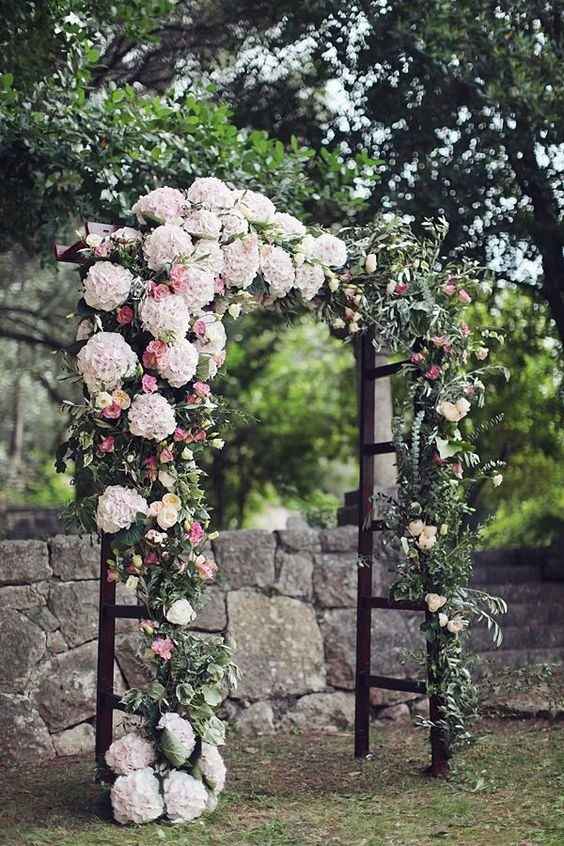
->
{"left": 407, "top": 519, "right": 425, "bottom": 537}
{"left": 364, "top": 253, "right": 377, "bottom": 273}
{"left": 166, "top": 598, "right": 196, "bottom": 626}
{"left": 425, "top": 593, "right": 448, "bottom": 613}
{"left": 475, "top": 347, "right": 489, "bottom": 360}
{"left": 143, "top": 224, "right": 194, "bottom": 271}
{"left": 447, "top": 616, "right": 467, "bottom": 635}
{"left": 157, "top": 505, "right": 179, "bottom": 530}
{"left": 438, "top": 613, "right": 449, "bottom": 627}
{"left": 492, "top": 473, "right": 503, "bottom": 487}
{"left": 95, "top": 391, "right": 114, "bottom": 409}
{"left": 158, "top": 470, "right": 176, "bottom": 490}
{"left": 437, "top": 398, "right": 471, "bottom": 423}
{"left": 417, "top": 526, "right": 438, "bottom": 551}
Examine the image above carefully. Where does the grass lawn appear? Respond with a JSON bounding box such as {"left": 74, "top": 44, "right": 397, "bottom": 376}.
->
{"left": 1, "top": 719, "right": 563, "bottom": 846}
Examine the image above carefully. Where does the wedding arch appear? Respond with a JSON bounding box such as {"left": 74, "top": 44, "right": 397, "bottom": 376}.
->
{"left": 55, "top": 178, "right": 505, "bottom": 825}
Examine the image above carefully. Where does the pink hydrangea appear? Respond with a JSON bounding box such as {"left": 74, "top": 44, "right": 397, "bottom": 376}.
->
{"left": 295, "top": 263, "right": 325, "bottom": 301}
{"left": 77, "top": 332, "right": 138, "bottom": 394}
{"left": 157, "top": 338, "right": 199, "bottom": 388}
{"left": 139, "top": 294, "right": 192, "bottom": 342}
{"left": 186, "top": 177, "right": 235, "bottom": 209}
{"left": 192, "top": 239, "right": 224, "bottom": 276}
{"left": 105, "top": 732, "right": 156, "bottom": 776}
{"left": 222, "top": 234, "right": 260, "bottom": 288}
{"left": 110, "top": 767, "right": 164, "bottom": 825}
{"left": 193, "top": 313, "right": 227, "bottom": 355}
{"left": 233, "top": 188, "right": 276, "bottom": 223}
{"left": 82, "top": 261, "right": 134, "bottom": 312}
{"left": 260, "top": 245, "right": 295, "bottom": 298}
{"left": 96, "top": 485, "right": 148, "bottom": 534}
{"left": 219, "top": 210, "right": 249, "bottom": 241}
{"left": 173, "top": 265, "right": 215, "bottom": 313}
{"left": 273, "top": 211, "right": 306, "bottom": 239}
{"left": 132, "top": 186, "right": 186, "bottom": 224}
{"left": 128, "top": 393, "right": 177, "bottom": 441}
{"left": 197, "top": 742, "right": 226, "bottom": 792}
{"left": 163, "top": 770, "right": 208, "bottom": 824}
{"left": 183, "top": 208, "right": 222, "bottom": 240}
{"left": 157, "top": 712, "right": 196, "bottom": 759}
{"left": 143, "top": 224, "right": 194, "bottom": 272}
{"left": 312, "top": 233, "right": 347, "bottom": 267}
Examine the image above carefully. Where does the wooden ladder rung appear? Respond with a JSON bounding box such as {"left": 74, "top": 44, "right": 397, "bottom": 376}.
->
{"left": 103, "top": 603, "right": 145, "bottom": 619}
{"left": 365, "top": 360, "right": 409, "bottom": 380}
{"left": 367, "top": 674, "right": 427, "bottom": 694}
{"left": 102, "top": 691, "right": 127, "bottom": 711}
{"left": 367, "top": 597, "right": 427, "bottom": 611}
{"left": 362, "top": 441, "right": 396, "bottom": 456}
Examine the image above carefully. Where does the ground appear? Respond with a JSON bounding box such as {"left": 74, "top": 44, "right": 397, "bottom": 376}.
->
{"left": 2, "top": 719, "right": 563, "bottom": 846}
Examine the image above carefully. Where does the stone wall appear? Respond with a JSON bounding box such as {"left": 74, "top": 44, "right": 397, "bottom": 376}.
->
{"left": 1, "top": 529, "right": 562, "bottom": 764}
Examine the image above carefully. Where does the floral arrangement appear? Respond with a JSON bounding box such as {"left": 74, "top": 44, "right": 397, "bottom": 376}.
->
{"left": 57, "top": 180, "right": 505, "bottom": 823}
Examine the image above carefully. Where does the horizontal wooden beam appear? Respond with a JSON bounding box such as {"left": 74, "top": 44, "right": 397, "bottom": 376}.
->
{"left": 367, "top": 674, "right": 427, "bottom": 694}
{"left": 365, "top": 359, "right": 410, "bottom": 380}
{"left": 362, "top": 441, "right": 396, "bottom": 456}
{"left": 102, "top": 603, "right": 145, "bottom": 619}
{"left": 366, "top": 597, "right": 427, "bottom": 611}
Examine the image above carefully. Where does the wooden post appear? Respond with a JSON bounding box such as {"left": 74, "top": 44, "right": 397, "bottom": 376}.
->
{"left": 95, "top": 533, "right": 116, "bottom": 770}
{"left": 354, "top": 328, "right": 376, "bottom": 758}
{"left": 426, "top": 610, "right": 450, "bottom": 777}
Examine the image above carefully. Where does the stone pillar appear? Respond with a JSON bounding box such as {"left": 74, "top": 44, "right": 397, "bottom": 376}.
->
{"left": 337, "top": 351, "right": 397, "bottom": 526}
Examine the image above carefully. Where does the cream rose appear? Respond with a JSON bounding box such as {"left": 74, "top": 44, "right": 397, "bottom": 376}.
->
{"left": 425, "top": 593, "right": 447, "bottom": 613}
{"left": 166, "top": 598, "right": 196, "bottom": 626}
{"left": 157, "top": 505, "right": 179, "bottom": 530}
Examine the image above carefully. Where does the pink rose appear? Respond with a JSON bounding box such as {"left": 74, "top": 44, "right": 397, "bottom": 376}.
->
{"left": 442, "top": 281, "right": 457, "bottom": 296}
{"left": 458, "top": 288, "right": 472, "bottom": 304}
{"left": 394, "top": 282, "right": 409, "bottom": 295}
{"left": 193, "top": 318, "right": 207, "bottom": 338}
{"left": 144, "top": 552, "right": 159, "bottom": 566}
{"left": 193, "top": 430, "right": 207, "bottom": 443}
{"left": 460, "top": 322, "right": 471, "bottom": 337}
{"left": 425, "top": 365, "right": 442, "bottom": 381}
{"left": 150, "top": 282, "right": 172, "bottom": 300}
{"left": 410, "top": 352, "right": 425, "bottom": 365}
{"left": 214, "top": 276, "right": 225, "bottom": 295}
{"left": 174, "top": 427, "right": 188, "bottom": 441}
{"left": 452, "top": 462, "right": 464, "bottom": 479}
{"left": 106, "top": 570, "right": 119, "bottom": 583}
{"left": 116, "top": 305, "right": 134, "bottom": 325}
{"left": 196, "top": 557, "right": 217, "bottom": 581}
{"left": 98, "top": 435, "right": 115, "bottom": 453}
{"left": 145, "top": 455, "right": 158, "bottom": 481}
{"left": 188, "top": 522, "right": 205, "bottom": 545}
{"left": 432, "top": 452, "right": 446, "bottom": 466}
{"left": 143, "top": 339, "right": 169, "bottom": 369}
{"left": 169, "top": 264, "right": 189, "bottom": 294}
{"left": 151, "top": 637, "right": 174, "bottom": 661}
{"left": 101, "top": 402, "right": 122, "bottom": 420}
{"left": 160, "top": 447, "right": 174, "bottom": 463}
{"left": 193, "top": 381, "right": 210, "bottom": 398}
{"left": 142, "top": 374, "right": 158, "bottom": 393}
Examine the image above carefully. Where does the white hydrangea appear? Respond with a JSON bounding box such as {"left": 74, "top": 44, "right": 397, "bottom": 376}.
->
{"left": 312, "top": 233, "right": 347, "bottom": 267}
{"left": 272, "top": 211, "right": 306, "bottom": 239}
{"left": 222, "top": 234, "right": 260, "bottom": 288}
{"left": 105, "top": 732, "right": 156, "bottom": 776}
{"left": 163, "top": 771, "right": 208, "bottom": 824}
{"left": 192, "top": 239, "right": 224, "bottom": 275}
{"left": 195, "top": 313, "right": 227, "bottom": 354}
{"left": 82, "top": 261, "right": 133, "bottom": 311}
{"left": 132, "top": 186, "right": 186, "bottom": 224}
{"left": 110, "top": 226, "right": 142, "bottom": 244}
{"left": 157, "top": 712, "right": 196, "bottom": 758}
{"left": 233, "top": 189, "right": 275, "bottom": 223}
{"left": 219, "top": 211, "right": 249, "bottom": 241}
{"left": 128, "top": 393, "right": 177, "bottom": 441}
{"left": 157, "top": 338, "right": 199, "bottom": 388}
{"left": 295, "top": 263, "right": 325, "bottom": 301}
{"left": 143, "top": 224, "right": 194, "bottom": 271}
{"left": 183, "top": 209, "right": 222, "bottom": 240}
{"left": 178, "top": 267, "right": 215, "bottom": 314}
{"left": 96, "top": 485, "right": 148, "bottom": 534}
{"left": 260, "top": 245, "right": 295, "bottom": 298}
{"left": 187, "top": 177, "right": 235, "bottom": 209}
{"left": 139, "top": 294, "right": 191, "bottom": 341}
{"left": 111, "top": 767, "right": 164, "bottom": 825}
{"left": 77, "top": 332, "right": 138, "bottom": 393}
{"left": 197, "top": 743, "right": 226, "bottom": 793}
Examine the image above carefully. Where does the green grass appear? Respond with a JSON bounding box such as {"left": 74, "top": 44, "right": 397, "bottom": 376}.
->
{"left": 2, "top": 720, "right": 563, "bottom": 846}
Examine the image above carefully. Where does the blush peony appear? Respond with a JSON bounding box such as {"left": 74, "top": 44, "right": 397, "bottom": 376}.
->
{"left": 105, "top": 731, "right": 156, "bottom": 776}
{"left": 128, "top": 393, "right": 177, "bottom": 441}
{"left": 77, "top": 332, "right": 138, "bottom": 394}
{"left": 163, "top": 770, "right": 208, "bottom": 824}
{"left": 143, "top": 224, "right": 194, "bottom": 272}
{"left": 96, "top": 485, "right": 148, "bottom": 534}
{"left": 110, "top": 767, "right": 164, "bottom": 825}
{"left": 82, "top": 261, "right": 133, "bottom": 312}
{"left": 157, "top": 338, "right": 199, "bottom": 388}
{"left": 139, "top": 294, "right": 191, "bottom": 342}
{"left": 132, "top": 186, "right": 186, "bottom": 224}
